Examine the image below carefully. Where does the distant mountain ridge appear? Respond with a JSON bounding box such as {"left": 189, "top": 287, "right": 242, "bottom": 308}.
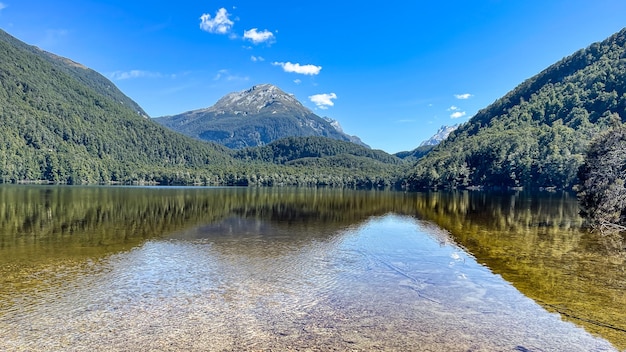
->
{"left": 154, "top": 84, "right": 367, "bottom": 149}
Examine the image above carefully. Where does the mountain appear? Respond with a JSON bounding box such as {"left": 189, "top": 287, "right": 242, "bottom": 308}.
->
{"left": 154, "top": 84, "right": 368, "bottom": 149}
{"left": 406, "top": 27, "right": 626, "bottom": 190}
{"left": 321, "top": 116, "right": 366, "bottom": 146}
{"left": 395, "top": 124, "right": 460, "bottom": 161}
{"left": 0, "top": 30, "right": 147, "bottom": 118}
{"left": 0, "top": 29, "right": 232, "bottom": 184}
{"left": 419, "top": 124, "right": 460, "bottom": 147}
{"left": 0, "top": 29, "right": 403, "bottom": 188}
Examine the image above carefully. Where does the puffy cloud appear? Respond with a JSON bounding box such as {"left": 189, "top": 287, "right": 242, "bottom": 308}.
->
{"left": 447, "top": 105, "right": 459, "bottom": 111}
{"left": 110, "top": 70, "right": 162, "bottom": 80}
{"left": 293, "top": 79, "right": 302, "bottom": 85}
{"left": 250, "top": 55, "right": 265, "bottom": 62}
{"left": 309, "top": 93, "right": 337, "bottom": 109}
{"left": 272, "top": 61, "right": 322, "bottom": 75}
{"left": 454, "top": 93, "right": 473, "bottom": 100}
{"left": 450, "top": 111, "right": 466, "bottom": 119}
{"left": 199, "top": 8, "right": 234, "bottom": 34}
{"left": 243, "top": 28, "right": 275, "bottom": 44}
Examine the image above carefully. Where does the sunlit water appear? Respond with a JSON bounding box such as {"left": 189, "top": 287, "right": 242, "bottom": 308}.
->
{"left": 0, "top": 186, "right": 623, "bottom": 351}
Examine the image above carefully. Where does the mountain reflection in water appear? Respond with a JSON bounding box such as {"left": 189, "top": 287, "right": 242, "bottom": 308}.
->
{"left": 0, "top": 185, "right": 623, "bottom": 350}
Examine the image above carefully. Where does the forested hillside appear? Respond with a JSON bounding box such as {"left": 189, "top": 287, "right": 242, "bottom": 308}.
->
{"left": 0, "top": 29, "right": 405, "bottom": 187}
{"left": 232, "top": 136, "right": 407, "bottom": 188}
{"left": 394, "top": 145, "right": 434, "bottom": 162}
{"left": 406, "top": 28, "right": 626, "bottom": 190}
{"left": 0, "top": 29, "right": 234, "bottom": 184}
{"left": 235, "top": 136, "right": 401, "bottom": 165}
{"left": 0, "top": 30, "right": 147, "bottom": 118}
{"left": 13, "top": 24, "right": 626, "bottom": 191}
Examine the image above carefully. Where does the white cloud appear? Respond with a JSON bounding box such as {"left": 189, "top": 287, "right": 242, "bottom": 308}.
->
{"left": 199, "top": 8, "right": 234, "bottom": 34}
{"left": 250, "top": 55, "right": 265, "bottom": 62}
{"left": 243, "top": 28, "right": 274, "bottom": 44}
{"left": 293, "top": 79, "right": 302, "bottom": 85}
{"left": 454, "top": 93, "right": 473, "bottom": 100}
{"left": 110, "top": 70, "right": 163, "bottom": 80}
{"left": 309, "top": 93, "right": 337, "bottom": 109}
{"left": 272, "top": 61, "right": 322, "bottom": 75}
{"left": 447, "top": 105, "right": 459, "bottom": 111}
{"left": 450, "top": 111, "right": 466, "bottom": 119}
{"left": 0, "top": 3, "right": 7, "bottom": 11}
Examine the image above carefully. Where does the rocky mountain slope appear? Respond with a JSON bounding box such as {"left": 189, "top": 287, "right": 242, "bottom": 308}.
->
{"left": 419, "top": 124, "right": 460, "bottom": 147}
{"left": 154, "top": 84, "right": 367, "bottom": 149}
{"left": 394, "top": 124, "right": 460, "bottom": 161}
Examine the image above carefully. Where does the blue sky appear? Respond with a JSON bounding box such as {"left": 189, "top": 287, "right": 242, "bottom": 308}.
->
{"left": 1, "top": 1, "right": 625, "bottom": 153}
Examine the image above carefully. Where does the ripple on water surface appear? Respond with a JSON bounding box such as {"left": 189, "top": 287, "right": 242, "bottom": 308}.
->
{"left": 0, "top": 214, "right": 618, "bottom": 351}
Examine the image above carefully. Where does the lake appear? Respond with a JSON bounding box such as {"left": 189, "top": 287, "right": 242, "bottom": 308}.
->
{"left": 0, "top": 185, "right": 624, "bottom": 351}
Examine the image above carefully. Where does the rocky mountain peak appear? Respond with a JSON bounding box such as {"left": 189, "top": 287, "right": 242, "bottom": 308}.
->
{"left": 155, "top": 83, "right": 369, "bottom": 149}
{"left": 209, "top": 84, "right": 307, "bottom": 116}
{"left": 419, "top": 124, "right": 460, "bottom": 147}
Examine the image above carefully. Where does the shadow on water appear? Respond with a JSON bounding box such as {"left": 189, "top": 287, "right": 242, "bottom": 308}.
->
{"left": 0, "top": 185, "right": 624, "bottom": 349}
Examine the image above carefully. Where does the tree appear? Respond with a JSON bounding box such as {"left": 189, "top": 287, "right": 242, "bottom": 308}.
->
{"left": 577, "top": 120, "right": 626, "bottom": 232}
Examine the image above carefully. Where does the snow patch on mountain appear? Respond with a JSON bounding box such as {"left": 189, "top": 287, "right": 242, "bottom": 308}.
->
{"left": 419, "top": 124, "right": 460, "bottom": 146}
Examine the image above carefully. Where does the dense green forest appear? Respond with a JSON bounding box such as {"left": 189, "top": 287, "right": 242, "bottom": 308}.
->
{"left": 0, "top": 30, "right": 406, "bottom": 187}
{"left": 0, "top": 31, "right": 148, "bottom": 118}
{"left": 234, "top": 136, "right": 402, "bottom": 165}
{"left": 3, "top": 25, "right": 626, "bottom": 191}
{"left": 406, "top": 28, "right": 626, "bottom": 190}
{"left": 0, "top": 29, "right": 240, "bottom": 184}
{"left": 231, "top": 136, "right": 408, "bottom": 188}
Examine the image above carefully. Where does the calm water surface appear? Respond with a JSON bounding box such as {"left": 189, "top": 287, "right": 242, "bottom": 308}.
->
{"left": 0, "top": 185, "right": 624, "bottom": 351}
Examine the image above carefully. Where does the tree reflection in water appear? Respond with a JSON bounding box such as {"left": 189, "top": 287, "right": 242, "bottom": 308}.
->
{"left": 0, "top": 186, "right": 623, "bottom": 349}
{"left": 412, "top": 190, "right": 626, "bottom": 349}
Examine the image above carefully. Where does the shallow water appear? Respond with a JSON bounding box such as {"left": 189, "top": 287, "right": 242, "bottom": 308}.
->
{"left": 0, "top": 186, "right": 623, "bottom": 351}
